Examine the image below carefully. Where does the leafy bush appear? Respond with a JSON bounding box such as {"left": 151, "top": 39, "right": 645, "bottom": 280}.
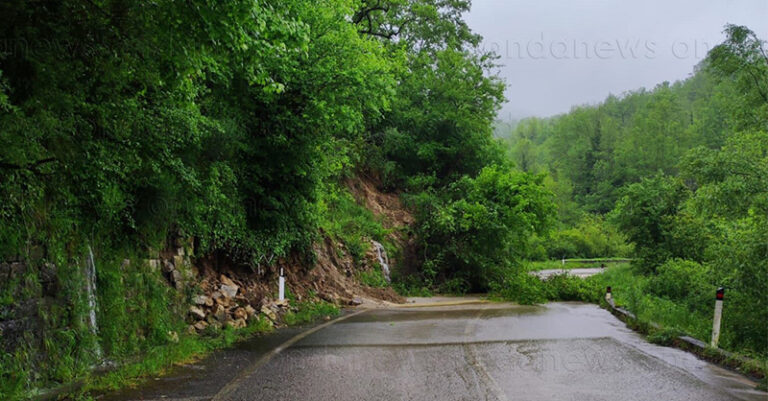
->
{"left": 611, "top": 175, "right": 693, "bottom": 272}
{"left": 489, "top": 270, "right": 549, "bottom": 305}
{"left": 545, "top": 274, "right": 604, "bottom": 303}
{"left": 408, "top": 165, "right": 554, "bottom": 291}
{"left": 647, "top": 259, "right": 711, "bottom": 302}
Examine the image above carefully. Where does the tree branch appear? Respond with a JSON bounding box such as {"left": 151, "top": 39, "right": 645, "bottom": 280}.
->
{"left": 0, "top": 157, "right": 57, "bottom": 175}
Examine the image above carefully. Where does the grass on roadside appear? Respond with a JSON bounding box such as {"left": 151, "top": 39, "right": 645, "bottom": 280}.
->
{"left": 67, "top": 300, "right": 338, "bottom": 400}
{"left": 283, "top": 301, "right": 340, "bottom": 326}
{"left": 358, "top": 269, "right": 389, "bottom": 288}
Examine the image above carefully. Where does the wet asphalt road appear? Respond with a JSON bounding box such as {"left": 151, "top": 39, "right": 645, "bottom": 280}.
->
{"left": 104, "top": 302, "right": 767, "bottom": 401}
{"left": 530, "top": 268, "right": 605, "bottom": 279}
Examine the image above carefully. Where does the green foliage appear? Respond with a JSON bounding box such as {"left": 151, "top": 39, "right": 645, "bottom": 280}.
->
{"left": 0, "top": 0, "right": 398, "bottom": 265}
{"left": 408, "top": 165, "right": 554, "bottom": 291}
{"left": 318, "top": 184, "right": 389, "bottom": 264}
{"left": 282, "top": 301, "right": 340, "bottom": 326}
{"left": 646, "top": 327, "right": 685, "bottom": 346}
{"left": 535, "top": 214, "right": 632, "bottom": 260}
{"left": 489, "top": 269, "right": 549, "bottom": 305}
{"left": 358, "top": 269, "right": 389, "bottom": 288}
{"left": 647, "top": 259, "right": 711, "bottom": 303}
{"left": 391, "top": 276, "right": 433, "bottom": 297}
{"left": 489, "top": 269, "right": 603, "bottom": 305}
{"left": 611, "top": 175, "right": 696, "bottom": 272}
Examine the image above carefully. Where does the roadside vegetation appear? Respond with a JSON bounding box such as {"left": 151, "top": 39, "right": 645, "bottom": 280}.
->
{"left": 495, "top": 24, "right": 767, "bottom": 363}
{"left": 0, "top": 0, "right": 765, "bottom": 397}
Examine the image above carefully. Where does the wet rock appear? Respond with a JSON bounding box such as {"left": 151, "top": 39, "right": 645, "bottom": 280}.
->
{"left": 227, "top": 318, "right": 247, "bottom": 329}
{"left": 162, "top": 260, "right": 175, "bottom": 274}
{"left": 273, "top": 299, "right": 289, "bottom": 308}
{"left": 350, "top": 297, "right": 363, "bottom": 306}
{"left": 193, "top": 321, "right": 209, "bottom": 331}
{"left": 233, "top": 307, "right": 248, "bottom": 320}
{"left": 213, "top": 291, "right": 230, "bottom": 307}
{"left": 220, "top": 284, "right": 238, "bottom": 299}
{"left": 244, "top": 304, "right": 257, "bottom": 318}
{"left": 219, "top": 275, "right": 239, "bottom": 298}
{"left": 214, "top": 304, "right": 229, "bottom": 322}
{"left": 260, "top": 305, "right": 278, "bottom": 322}
{"left": 39, "top": 263, "right": 59, "bottom": 296}
{"left": 189, "top": 306, "right": 206, "bottom": 320}
{"left": 172, "top": 270, "right": 184, "bottom": 289}
{"left": 220, "top": 275, "right": 237, "bottom": 287}
{"left": 193, "top": 295, "right": 213, "bottom": 307}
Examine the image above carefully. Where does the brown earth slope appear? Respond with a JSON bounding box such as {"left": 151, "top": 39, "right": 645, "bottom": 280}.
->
{"left": 180, "top": 174, "right": 411, "bottom": 330}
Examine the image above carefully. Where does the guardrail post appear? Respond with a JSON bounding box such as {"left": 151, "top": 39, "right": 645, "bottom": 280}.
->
{"left": 711, "top": 287, "right": 724, "bottom": 348}
{"left": 278, "top": 268, "right": 286, "bottom": 301}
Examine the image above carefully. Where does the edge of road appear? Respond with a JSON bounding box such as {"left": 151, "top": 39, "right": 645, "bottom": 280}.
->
{"left": 210, "top": 308, "right": 369, "bottom": 401}
{"left": 604, "top": 300, "right": 766, "bottom": 387}
{"left": 394, "top": 299, "right": 492, "bottom": 308}
{"left": 209, "top": 296, "right": 491, "bottom": 400}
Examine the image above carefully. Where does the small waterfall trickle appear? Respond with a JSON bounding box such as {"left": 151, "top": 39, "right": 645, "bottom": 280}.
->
{"left": 85, "top": 246, "right": 102, "bottom": 359}
{"left": 371, "top": 240, "right": 391, "bottom": 283}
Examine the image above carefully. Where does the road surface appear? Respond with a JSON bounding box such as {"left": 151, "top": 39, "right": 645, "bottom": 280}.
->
{"left": 530, "top": 267, "right": 606, "bottom": 279}
{"left": 104, "top": 302, "right": 767, "bottom": 401}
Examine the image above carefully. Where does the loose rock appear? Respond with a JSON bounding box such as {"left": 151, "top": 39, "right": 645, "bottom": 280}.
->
{"left": 244, "top": 304, "right": 257, "bottom": 318}
{"left": 220, "top": 284, "right": 238, "bottom": 299}
{"left": 214, "top": 304, "right": 229, "bottom": 322}
{"left": 162, "top": 260, "right": 175, "bottom": 274}
{"left": 193, "top": 295, "right": 213, "bottom": 307}
{"left": 260, "top": 305, "right": 278, "bottom": 322}
{"left": 233, "top": 307, "right": 248, "bottom": 320}
{"left": 227, "top": 318, "right": 247, "bottom": 329}
{"left": 189, "top": 306, "right": 206, "bottom": 320}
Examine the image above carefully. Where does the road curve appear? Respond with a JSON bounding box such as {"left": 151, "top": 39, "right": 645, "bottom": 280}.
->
{"left": 104, "top": 302, "right": 767, "bottom": 401}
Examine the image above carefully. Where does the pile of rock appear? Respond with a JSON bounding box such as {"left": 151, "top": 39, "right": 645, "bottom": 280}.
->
{"left": 187, "top": 275, "right": 288, "bottom": 333}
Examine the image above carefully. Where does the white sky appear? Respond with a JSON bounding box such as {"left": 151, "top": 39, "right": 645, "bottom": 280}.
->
{"left": 464, "top": 0, "right": 768, "bottom": 120}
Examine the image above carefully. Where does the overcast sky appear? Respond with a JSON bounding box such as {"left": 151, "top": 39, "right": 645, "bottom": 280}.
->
{"left": 464, "top": 0, "right": 768, "bottom": 120}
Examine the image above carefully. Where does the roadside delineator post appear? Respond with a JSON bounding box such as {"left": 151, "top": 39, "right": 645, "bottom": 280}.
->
{"left": 278, "top": 268, "right": 286, "bottom": 301}
{"left": 711, "top": 287, "right": 724, "bottom": 348}
{"left": 605, "top": 286, "right": 613, "bottom": 306}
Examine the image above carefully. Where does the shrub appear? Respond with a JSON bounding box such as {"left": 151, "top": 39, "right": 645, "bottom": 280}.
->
{"left": 543, "top": 214, "right": 632, "bottom": 259}
{"left": 408, "top": 165, "right": 554, "bottom": 291}
{"left": 489, "top": 269, "right": 549, "bottom": 305}
{"left": 358, "top": 269, "right": 389, "bottom": 288}
{"left": 647, "top": 259, "right": 711, "bottom": 302}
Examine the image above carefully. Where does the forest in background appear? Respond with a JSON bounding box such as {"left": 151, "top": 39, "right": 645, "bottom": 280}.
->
{"left": 498, "top": 24, "right": 767, "bottom": 359}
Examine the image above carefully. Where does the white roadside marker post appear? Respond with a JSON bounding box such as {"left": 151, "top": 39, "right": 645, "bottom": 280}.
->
{"left": 278, "top": 268, "right": 286, "bottom": 302}
{"left": 711, "top": 287, "right": 724, "bottom": 348}
{"left": 605, "top": 286, "right": 613, "bottom": 307}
